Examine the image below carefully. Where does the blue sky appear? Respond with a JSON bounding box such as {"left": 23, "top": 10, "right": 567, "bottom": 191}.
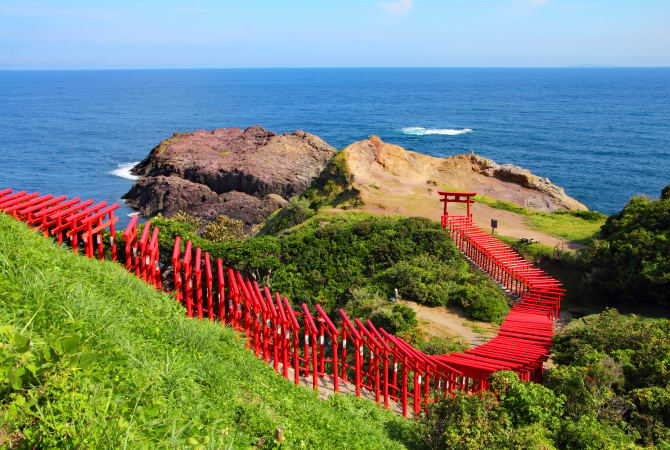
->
{"left": 1, "top": 0, "right": 669, "bottom": 69}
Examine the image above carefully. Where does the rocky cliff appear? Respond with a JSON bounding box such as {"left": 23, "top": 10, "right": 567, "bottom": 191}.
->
{"left": 123, "top": 125, "right": 337, "bottom": 225}
{"left": 343, "top": 136, "right": 587, "bottom": 212}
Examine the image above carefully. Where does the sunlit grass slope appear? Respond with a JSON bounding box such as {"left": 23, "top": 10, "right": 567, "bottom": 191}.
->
{"left": 0, "top": 215, "right": 411, "bottom": 448}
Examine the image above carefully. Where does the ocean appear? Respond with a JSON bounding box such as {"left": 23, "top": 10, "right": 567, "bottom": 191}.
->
{"left": 1, "top": 68, "right": 669, "bottom": 226}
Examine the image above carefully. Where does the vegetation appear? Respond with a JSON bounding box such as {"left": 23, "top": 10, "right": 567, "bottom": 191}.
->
{"left": 398, "top": 331, "right": 467, "bottom": 355}
{"left": 202, "top": 215, "right": 246, "bottom": 242}
{"left": 259, "top": 197, "right": 315, "bottom": 236}
{"left": 302, "top": 150, "right": 362, "bottom": 212}
{"left": 409, "top": 310, "right": 669, "bottom": 449}
{"left": 577, "top": 187, "right": 670, "bottom": 307}
{"left": 344, "top": 288, "right": 418, "bottom": 335}
{"left": 270, "top": 213, "right": 509, "bottom": 323}
{"left": 261, "top": 149, "right": 364, "bottom": 236}
{"left": 498, "top": 186, "right": 670, "bottom": 311}
{"left": 551, "top": 308, "right": 670, "bottom": 446}
{"left": 146, "top": 212, "right": 509, "bottom": 324}
{"left": 0, "top": 214, "right": 413, "bottom": 448}
{"left": 474, "top": 194, "right": 606, "bottom": 244}
{"left": 411, "top": 331, "right": 666, "bottom": 450}
{"left": 5, "top": 213, "right": 669, "bottom": 448}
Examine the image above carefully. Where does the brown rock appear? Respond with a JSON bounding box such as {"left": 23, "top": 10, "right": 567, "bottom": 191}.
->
{"left": 131, "top": 125, "right": 336, "bottom": 199}
{"left": 124, "top": 125, "right": 337, "bottom": 226}
{"left": 123, "top": 175, "right": 283, "bottom": 227}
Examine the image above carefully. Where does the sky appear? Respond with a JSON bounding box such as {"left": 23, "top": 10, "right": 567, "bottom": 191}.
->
{"left": 1, "top": 0, "right": 669, "bottom": 69}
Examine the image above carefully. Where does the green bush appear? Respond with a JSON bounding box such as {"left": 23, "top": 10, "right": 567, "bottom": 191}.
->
{"left": 344, "top": 288, "right": 418, "bottom": 334}
{"left": 545, "top": 362, "right": 625, "bottom": 423}
{"left": 410, "top": 368, "right": 638, "bottom": 449}
{"left": 411, "top": 390, "right": 512, "bottom": 449}
{"left": 259, "top": 196, "right": 315, "bottom": 235}
{"left": 551, "top": 308, "right": 670, "bottom": 446}
{"left": 662, "top": 184, "right": 670, "bottom": 200}
{"left": 300, "top": 149, "right": 361, "bottom": 213}
{"left": 456, "top": 283, "right": 509, "bottom": 323}
{"left": 553, "top": 209, "right": 607, "bottom": 222}
{"left": 629, "top": 386, "right": 670, "bottom": 445}
{"left": 151, "top": 211, "right": 508, "bottom": 323}
{"left": 269, "top": 213, "right": 506, "bottom": 322}
{"left": 202, "top": 215, "right": 246, "bottom": 242}
{"left": 490, "top": 371, "right": 564, "bottom": 429}
{"left": 577, "top": 188, "right": 670, "bottom": 307}
{"left": 416, "top": 336, "right": 466, "bottom": 355}
{"left": 556, "top": 415, "right": 633, "bottom": 449}
{"left": 377, "top": 254, "right": 467, "bottom": 307}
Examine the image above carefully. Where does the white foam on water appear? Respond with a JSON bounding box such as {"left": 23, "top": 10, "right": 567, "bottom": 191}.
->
{"left": 401, "top": 127, "right": 473, "bottom": 136}
{"left": 110, "top": 162, "right": 140, "bottom": 180}
{"left": 127, "top": 212, "right": 139, "bottom": 217}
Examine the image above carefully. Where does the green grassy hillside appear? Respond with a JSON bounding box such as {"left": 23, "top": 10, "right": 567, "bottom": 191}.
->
{"left": 0, "top": 215, "right": 412, "bottom": 448}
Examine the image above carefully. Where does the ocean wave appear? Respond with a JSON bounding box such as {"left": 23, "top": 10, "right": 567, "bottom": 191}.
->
{"left": 127, "top": 212, "right": 139, "bottom": 217}
{"left": 110, "top": 162, "right": 140, "bottom": 180}
{"left": 401, "top": 127, "right": 473, "bottom": 136}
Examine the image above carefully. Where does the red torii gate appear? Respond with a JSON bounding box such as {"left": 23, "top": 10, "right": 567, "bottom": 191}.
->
{"left": 438, "top": 191, "right": 476, "bottom": 220}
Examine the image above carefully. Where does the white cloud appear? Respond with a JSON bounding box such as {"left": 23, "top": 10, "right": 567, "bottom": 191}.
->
{"left": 379, "top": 0, "right": 413, "bottom": 17}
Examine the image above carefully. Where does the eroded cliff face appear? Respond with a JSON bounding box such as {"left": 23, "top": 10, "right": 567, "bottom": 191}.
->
{"left": 344, "top": 136, "right": 587, "bottom": 213}
{"left": 123, "top": 125, "right": 337, "bottom": 226}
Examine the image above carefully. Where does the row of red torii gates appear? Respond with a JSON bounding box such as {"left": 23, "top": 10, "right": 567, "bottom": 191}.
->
{"left": 0, "top": 187, "right": 562, "bottom": 417}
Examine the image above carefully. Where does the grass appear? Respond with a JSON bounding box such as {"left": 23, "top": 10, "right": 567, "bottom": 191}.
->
{"left": 462, "top": 322, "right": 486, "bottom": 335}
{"left": 0, "top": 215, "right": 412, "bottom": 448}
{"left": 474, "top": 194, "right": 606, "bottom": 245}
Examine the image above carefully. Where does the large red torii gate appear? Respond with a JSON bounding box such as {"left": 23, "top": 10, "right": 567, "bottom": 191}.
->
{"left": 438, "top": 191, "right": 476, "bottom": 220}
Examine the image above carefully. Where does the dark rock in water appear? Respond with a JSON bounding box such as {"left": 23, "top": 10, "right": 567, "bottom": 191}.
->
{"left": 123, "top": 125, "right": 337, "bottom": 227}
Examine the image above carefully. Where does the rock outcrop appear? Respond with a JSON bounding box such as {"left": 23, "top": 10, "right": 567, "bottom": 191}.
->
{"left": 123, "top": 126, "right": 337, "bottom": 226}
{"left": 344, "top": 136, "right": 587, "bottom": 212}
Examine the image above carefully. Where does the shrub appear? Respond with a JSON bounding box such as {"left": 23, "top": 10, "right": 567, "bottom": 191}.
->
{"left": 577, "top": 187, "right": 670, "bottom": 307}
{"left": 415, "top": 336, "right": 466, "bottom": 355}
{"left": 170, "top": 210, "right": 202, "bottom": 229}
{"left": 456, "top": 284, "right": 509, "bottom": 323}
{"left": 202, "top": 215, "right": 246, "bottom": 242}
{"left": 377, "top": 254, "right": 466, "bottom": 307}
{"left": 629, "top": 386, "right": 670, "bottom": 445}
{"left": 553, "top": 209, "right": 607, "bottom": 222}
{"left": 551, "top": 309, "right": 670, "bottom": 446}
{"left": 260, "top": 196, "right": 315, "bottom": 235}
{"left": 556, "top": 416, "right": 633, "bottom": 449}
{"left": 411, "top": 390, "right": 512, "bottom": 449}
{"left": 344, "top": 288, "right": 417, "bottom": 334}
{"left": 271, "top": 214, "right": 504, "bottom": 321}
{"left": 490, "top": 371, "right": 564, "bottom": 429}
{"left": 149, "top": 212, "right": 511, "bottom": 322}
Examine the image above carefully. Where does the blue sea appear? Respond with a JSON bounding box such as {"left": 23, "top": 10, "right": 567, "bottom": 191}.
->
{"left": 1, "top": 68, "right": 669, "bottom": 227}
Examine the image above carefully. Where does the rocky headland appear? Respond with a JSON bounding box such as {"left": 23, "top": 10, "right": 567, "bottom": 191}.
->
{"left": 124, "top": 129, "right": 587, "bottom": 234}
{"left": 123, "top": 125, "right": 337, "bottom": 226}
{"left": 344, "top": 136, "right": 587, "bottom": 213}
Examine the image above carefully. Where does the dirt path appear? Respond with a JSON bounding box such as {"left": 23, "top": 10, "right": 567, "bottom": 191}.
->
{"left": 399, "top": 301, "right": 497, "bottom": 348}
